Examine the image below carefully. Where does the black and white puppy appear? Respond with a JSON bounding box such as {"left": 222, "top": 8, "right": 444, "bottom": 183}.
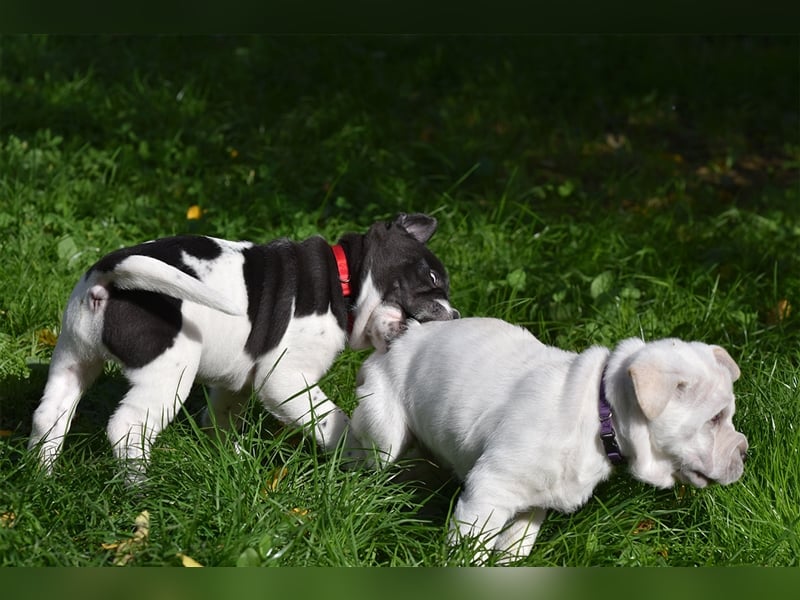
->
{"left": 29, "top": 213, "right": 458, "bottom": 483}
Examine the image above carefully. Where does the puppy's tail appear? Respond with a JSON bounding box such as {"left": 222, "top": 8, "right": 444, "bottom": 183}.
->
{"left": 105, "top": 255, "right": 246, "bottom": 316}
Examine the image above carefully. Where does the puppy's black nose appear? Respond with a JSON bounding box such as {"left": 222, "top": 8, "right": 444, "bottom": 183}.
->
{"left": 452, "top": 309, "right": 461, "bottom": 319}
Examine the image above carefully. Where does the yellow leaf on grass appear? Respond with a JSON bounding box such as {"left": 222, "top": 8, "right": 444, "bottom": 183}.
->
{"left": 113, "top": 552, "right": 135, "bottom": 567}
{"left": 186, "top": 205, "right": 203, "bottom": 220}
{"left": 265, "top": 466, "right": 288, "bottom": 493}
{"left": 0, "top": 430, "right": 12, "bottom": 438}
{"left": 132, "top": 510, "right": 150, "bottom": 539}
{"left": 605, "top": 133, "right": 628, "bottom": 150}
{"left": 767, "top": 299, "right": 792, "bottom": 325}
{"left": 104, "top": 510, "right": 150, "bottom": 566}
{"left": 1, "top": 512, "right": 16, "bottom": 528}
{"left": 291, "top": 507, "right": 309, "bottom": 517}
{"left": 177, "top": 553, "right": 203, "bottom": 567}
{"left": 36, "top": 328, "right": 58, "bottom": 348}
{"left": 633, "top": 519, "right": 654, "bottom": 534}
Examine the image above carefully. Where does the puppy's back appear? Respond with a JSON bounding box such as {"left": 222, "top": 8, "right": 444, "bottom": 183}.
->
{"left": 370, "top": 318, "right": 553, "bottom": 472}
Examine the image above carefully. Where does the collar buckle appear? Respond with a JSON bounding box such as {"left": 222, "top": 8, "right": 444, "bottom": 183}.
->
{"left": 599, "top": 429, "right": 625, "bottom": 465}
{"left": 330, "top": 244, "right": 351, "bottom": 298}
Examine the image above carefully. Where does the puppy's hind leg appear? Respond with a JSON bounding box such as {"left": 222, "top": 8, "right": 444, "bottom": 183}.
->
{"left": 107, "top": 344, "right": 200, "bottom": 486}
{"left": 29, "top": 283, "right": 108, "bottom": 472}
{"left": 28, "top": 340, "right": 103, "bottom": 473}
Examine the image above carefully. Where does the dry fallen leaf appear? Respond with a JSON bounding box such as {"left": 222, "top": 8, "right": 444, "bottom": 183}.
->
{"left": 132, "top": 510, "right": 150, "bottom": 537}
{"left": 103, "top": 510, "right": 150, "bottom": 566}
{"left": 177, "top": 553, "right": 203, "bottom": 567}
{"left": 1, "top": 512, "right": 16, "bottom": 528}
{"left": 633, "top": 519, "right": 654, "bottom": 534}
{"left": 264, "top": 466, "right": 288, "bottom": 494}
{"left": 36, "top": 328, "right": 58, "bottom": 348}
{"left": 605, "top": 132, "right": 629, "bottom": 150}
{"left": 767, "top": 298, "right": 792, "bottom": 325}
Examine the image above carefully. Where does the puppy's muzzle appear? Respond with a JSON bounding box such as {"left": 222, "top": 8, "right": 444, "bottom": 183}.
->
{"left": 411, "top": 302, "right": 460, "bottom": 323}
{"left": 737, "top": 437, "right": 749, "bottom": 463}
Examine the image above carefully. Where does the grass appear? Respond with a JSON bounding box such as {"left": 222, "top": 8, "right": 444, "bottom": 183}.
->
{"left": 0, "top": 35, "right": 798, "bottom": 566}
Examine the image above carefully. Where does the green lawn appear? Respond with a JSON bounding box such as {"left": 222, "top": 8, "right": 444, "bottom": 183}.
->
{"left": 0, "top": 35, "right": 798, "bottom": 566}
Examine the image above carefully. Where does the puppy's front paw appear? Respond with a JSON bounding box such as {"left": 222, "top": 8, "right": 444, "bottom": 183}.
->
{"left": 384, "top": 317, "right": 407, "bottom": 340}
{"left": 366, "top": 304, "right": 405, "bottom": 353}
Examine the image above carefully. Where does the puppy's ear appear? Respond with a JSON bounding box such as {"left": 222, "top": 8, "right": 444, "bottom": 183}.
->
{"left": 712, "top": 345, "right": 740, "bottom": 382}
{"left": 628, "top": 361, "right": 686, "bottom": 421}
{"left": 393, "top": 213, "right": 438, "bottom": 244}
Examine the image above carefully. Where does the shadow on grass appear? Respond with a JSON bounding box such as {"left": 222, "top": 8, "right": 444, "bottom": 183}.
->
{"left": 0, "top": 366, "right": 127, "bottom": 466}
{"left": 1, "top": 364, "right": 52, "bottom": 436}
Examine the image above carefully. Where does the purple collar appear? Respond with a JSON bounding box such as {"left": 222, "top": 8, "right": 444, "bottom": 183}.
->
{"left": 599, "top": 366, "right": 625, "bottom": 465}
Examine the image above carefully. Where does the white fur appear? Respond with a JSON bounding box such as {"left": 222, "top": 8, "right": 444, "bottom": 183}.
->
{"left": 106, "top": 253, "right": 246, "bottom": 316}
{"left": 348, "top": 274, "right": 385, "bottom": 351}
{"left": 345, "top": 317, "right": 748, "bottom": 564}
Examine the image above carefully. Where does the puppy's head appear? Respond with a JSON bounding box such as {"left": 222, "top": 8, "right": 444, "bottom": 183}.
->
{"left": 624, "top": 339, "right": 748, "bottom": 489}
{"left": 350, "top": 213, "right": 459, "bottom": 351}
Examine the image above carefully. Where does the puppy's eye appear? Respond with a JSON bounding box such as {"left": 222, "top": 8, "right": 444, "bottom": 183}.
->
{"left": 429, "top": 270, "right": 439, "bottom": 286}
{"left": 710, "top": 411, "right": 724, "bottom": 425}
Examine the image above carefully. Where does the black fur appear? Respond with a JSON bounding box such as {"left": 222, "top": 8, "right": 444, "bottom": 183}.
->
{"left": 91, "top": 236, "right": 223, "bottom": 369}
{"left": 363, "top": 217, "right": 452, "bottom": 322}
{"left": 242, "top": 237, "right": 347, "bottom": 358}
{"left": 102, "top": 288, "right": 183, "bottom": 369}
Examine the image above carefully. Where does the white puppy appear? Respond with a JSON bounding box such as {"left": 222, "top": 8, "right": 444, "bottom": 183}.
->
{"left": 345, "top": 317, "right": 748, "bottom": 564}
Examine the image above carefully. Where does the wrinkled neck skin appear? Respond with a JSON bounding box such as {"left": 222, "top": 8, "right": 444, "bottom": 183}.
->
{"left": 604, "top": 337, "right": 677, "bottom": 489}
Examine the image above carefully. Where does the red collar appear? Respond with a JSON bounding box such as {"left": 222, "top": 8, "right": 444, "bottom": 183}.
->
{"left": 330, "top": 244, "right": 351, "bottom": 298}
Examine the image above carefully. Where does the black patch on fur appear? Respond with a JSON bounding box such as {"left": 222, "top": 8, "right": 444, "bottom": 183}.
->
{"left": 102, "top": 287, "right": 182, "bottom": 369}
{"left": 89, "top": 236, "right": 222, "bottom": 279}
{"left": 242, "top": 236, "right": 346, "bottom": 358}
